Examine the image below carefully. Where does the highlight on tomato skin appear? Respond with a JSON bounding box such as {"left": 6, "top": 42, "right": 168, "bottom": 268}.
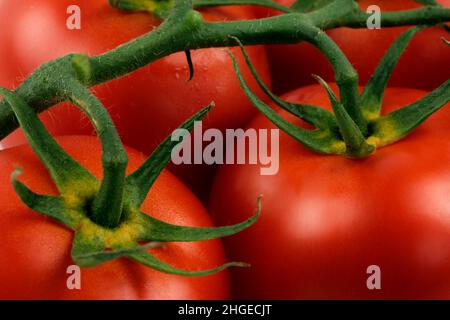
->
{"left": 209, "top": 84, "right": 450, "bottom": 300}
{"left": 256, "top": 0, "right": 450, "bottom": 94}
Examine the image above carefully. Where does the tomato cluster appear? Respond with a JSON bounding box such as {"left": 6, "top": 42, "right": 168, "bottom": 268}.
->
{"left": 0, "top": 0, "right": 450, "bottom": 300}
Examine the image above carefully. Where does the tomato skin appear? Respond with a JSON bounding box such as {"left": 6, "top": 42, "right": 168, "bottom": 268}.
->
{"left": 0, "top": 136, "right": 230, "bottom": 300}
{"left": 209, "top": 85, "right": 450, "bottom": 299}
{"left": 256, "top": 0, "right": 450, "bottom": 93}
{"left": 0, "top": 0, "right": 271, "bottom": 199}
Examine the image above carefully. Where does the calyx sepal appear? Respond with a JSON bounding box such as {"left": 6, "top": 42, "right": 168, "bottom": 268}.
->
{"left": 230, "top": 26, "right": 450, "bottom": 158}
{"left": 0, "top": 87, "right": 260, "bottom": 276}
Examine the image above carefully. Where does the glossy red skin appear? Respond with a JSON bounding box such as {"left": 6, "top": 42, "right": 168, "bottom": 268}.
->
{"left": 0, "top": 0, "right": 271, "bottom": 200}
{"left": 255, "top": 0, "right": 450, "bottom": 93}
{"left": 210, "top": 85, "right": 450, "bottom": 299}
{"left": 0, "top": 136, "right": 230, "bottom": 300}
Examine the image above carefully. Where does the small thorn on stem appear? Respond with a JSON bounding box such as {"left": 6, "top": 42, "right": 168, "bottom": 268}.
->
{"left": 185, "top": 49, "right": 194, "bottom": 82}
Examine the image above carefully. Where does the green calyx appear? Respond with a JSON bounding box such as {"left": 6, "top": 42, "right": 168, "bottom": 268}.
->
{"left": 230, "top": 25, "right": 450, "bottom": 159}
{"left": 0, "top": 87, "right": 260, "bottom": 276}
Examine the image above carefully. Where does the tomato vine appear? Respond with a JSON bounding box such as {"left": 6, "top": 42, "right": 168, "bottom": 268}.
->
{"left": 0, "top": 0, "right": 449, "bottom": 140}
{"left": 0, "top": 0, "right": 449, "bottom": 276}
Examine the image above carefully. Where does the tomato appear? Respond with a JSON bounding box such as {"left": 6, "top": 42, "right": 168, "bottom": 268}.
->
{"left": 256, "top": 0, "right": 450, "bottom": 93}
{"left": 209, "top": 84, "right": 450, "bottom": 299}
{"left": 0, "top": 0, "right": 271, "bottom": 200}
{"left": 0, "top": 135, "right": 230, "bottom": 299}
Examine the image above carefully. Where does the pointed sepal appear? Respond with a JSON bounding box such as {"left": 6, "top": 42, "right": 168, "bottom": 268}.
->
{"left": 229, "top": 51, "right": 346, "bottom": 155}
{"left": 0, "top": 87, "right": 96, "bottom": 194}
{"left": 126, "top": 103, "right": 213, "bottom": 208}
{"left": 129, "top": 251, "right": 249, "bottom": 277}
{"left": 138, "top": 196, "right": 261, "bottom": 242}
{"left": 361, "top": 26, "right": 428, "bottom": 121}
{"left": 11, "top": 169, "right": 79, "bottom": 229}
{"left": 371, "top": 80, "right": 450, "bottom": 146}
{"left": 229, "top": 36, "right": 337, "bottom": 131}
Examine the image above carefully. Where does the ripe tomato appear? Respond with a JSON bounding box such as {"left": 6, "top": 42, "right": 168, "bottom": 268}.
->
{"left": 0, "top": 136, "right": 230, "bottom": 299}
{"left": 0, "top": 0, "right": 271, "bottom": 199}
{"left": 209, "top": 84, "right": 450, "bottom": 299}
{"left": 256, "top": 0, "right": 450, "bottom": 93}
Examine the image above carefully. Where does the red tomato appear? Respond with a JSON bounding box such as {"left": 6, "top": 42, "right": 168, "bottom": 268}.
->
{"left": 256, "top": 0, "right": 450, "bottom": 93}
{"left": 0, "top": 0, "right": 271, "bottom": 199}
{"left": 209, "top": 84, "right": 450, "bottom": 299}
{"left": 0, "top": 136, "right": 230, "bottom": 299}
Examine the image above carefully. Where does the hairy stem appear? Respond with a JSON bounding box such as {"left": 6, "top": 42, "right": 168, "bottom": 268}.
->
{"left": 0, "top": 4, "right": 449, "bottom": 139}
{"left": 69, "top": 82, "right": 128, "bottom": 228}
{"left": 324, "top": 6, "right": 450, "bottom": 29}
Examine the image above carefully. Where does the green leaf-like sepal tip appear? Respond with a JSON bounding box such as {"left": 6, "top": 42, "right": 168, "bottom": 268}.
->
{"left": 1, "top": 87, "right": 260, "bottom": 277}
{"left": 0, "top": 87, "right": 97, "bottom": 194}
{"left": 370, "top": 80, "right": 450, "bottom": 146}
{"left": 11, "top": 169, "right": 79, "bottom": 229}
{"left": 229, "top": 36, "right": 338, "bottom": 132}
{"left": 361, "top": 26, "right": 428, "bottom": 121}
{"left": 130, "top": 251, "right": 250, "bottom": 277}
{"left": 138, "top": 196, "right": 262, "bottom": 242}
{"left": 125, "top": 103, "right": 213, "bottom": 208}
{"left": 228, "top": 49, "right": 346, "bottom": 155}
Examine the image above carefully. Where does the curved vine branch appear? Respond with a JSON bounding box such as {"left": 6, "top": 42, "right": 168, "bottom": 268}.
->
{"left": 0, "top": 0, "right": 449, "bottom": 140}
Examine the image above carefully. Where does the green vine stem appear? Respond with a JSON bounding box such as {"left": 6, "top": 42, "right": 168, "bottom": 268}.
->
{"left": 1, "top": 0, "right": 449, "bottom": 140}
{"left": 68, "top": 80, "right": 128, "bottom": 228}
